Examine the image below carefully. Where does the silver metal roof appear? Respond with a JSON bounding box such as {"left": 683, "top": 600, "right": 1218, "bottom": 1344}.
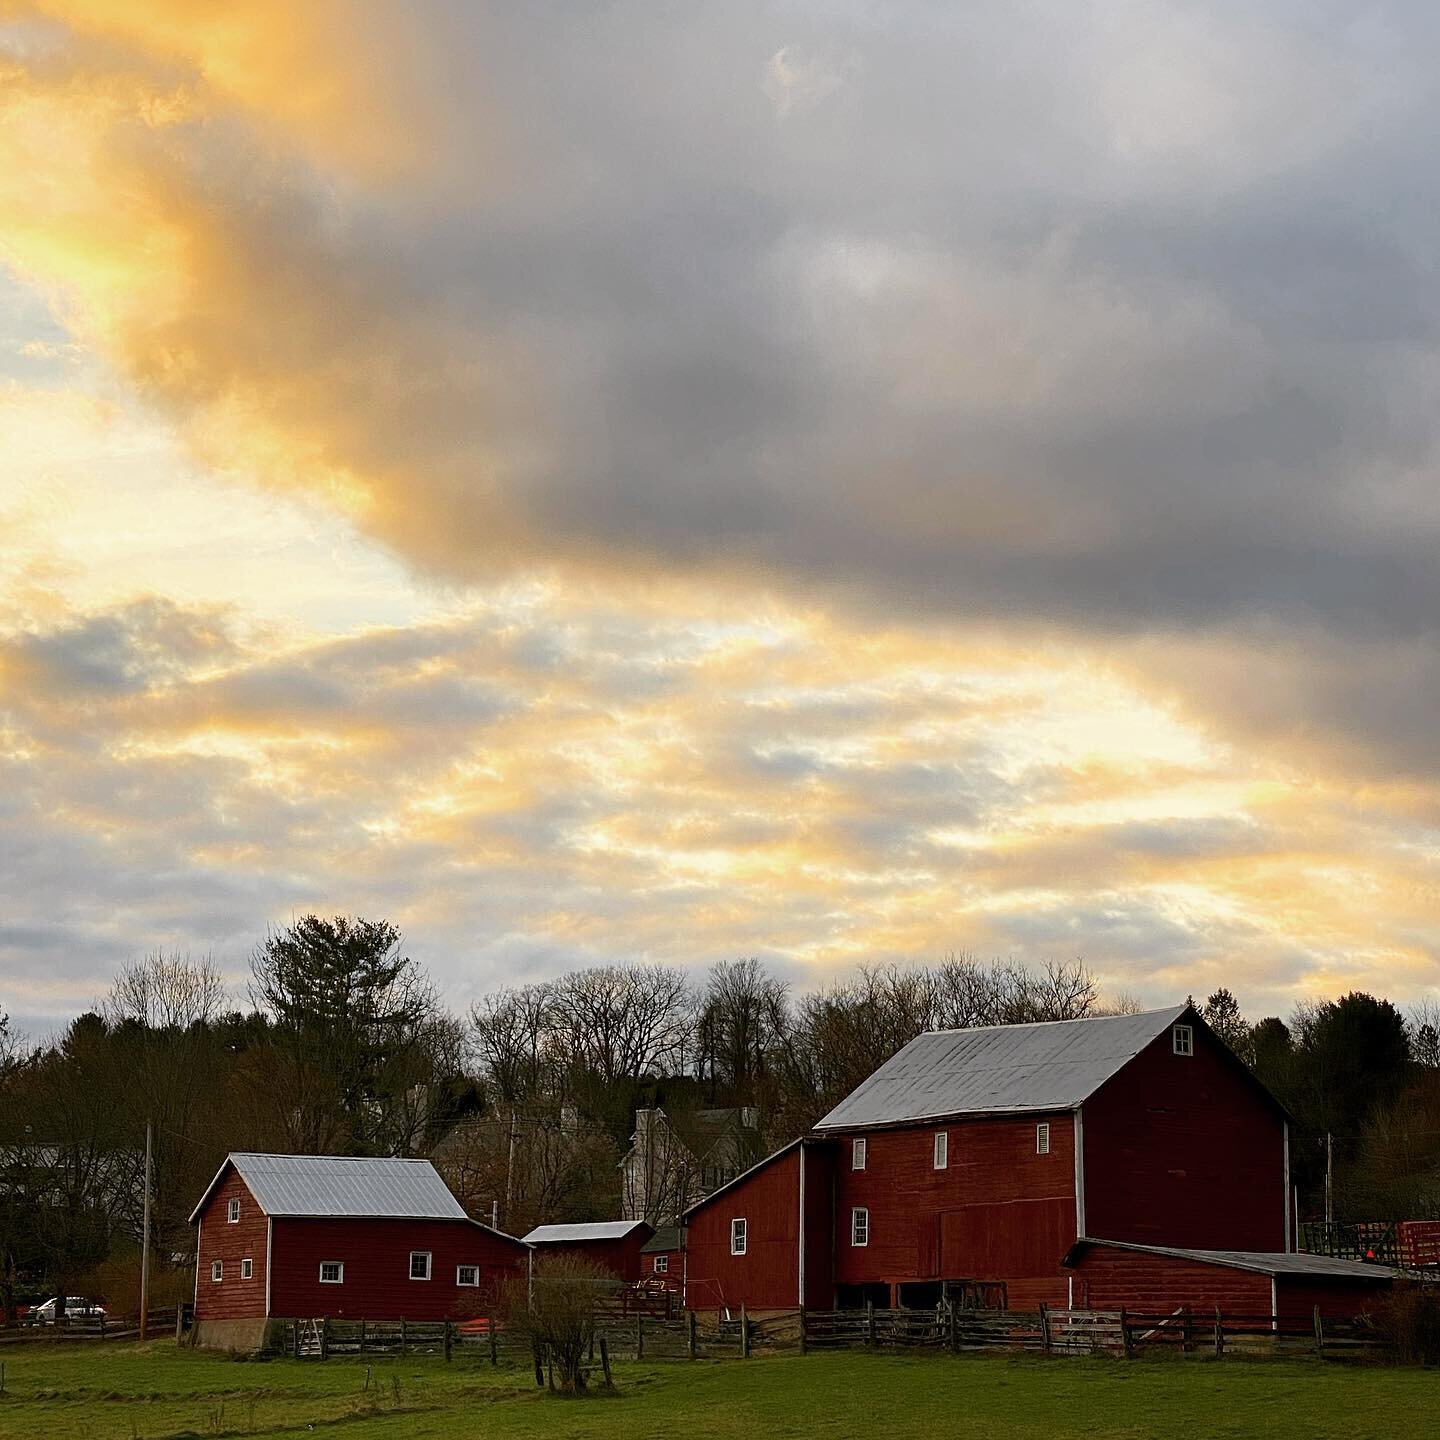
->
{"left": 523, "top": 1220, "right": 650, "bottom": 1244}
{"left": 189, "top": 1152, "right": 468, "bottom": 1223}
{"left": 1067, "top": 1239, "right": 1401, "bottom": 1280}
{"left": 813, "top": 1006, "right": 1189, "bottom": 1131}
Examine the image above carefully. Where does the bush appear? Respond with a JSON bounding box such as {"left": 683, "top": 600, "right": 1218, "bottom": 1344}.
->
{"left": 1374, "top": 1283, "right": 1440, "bottom": 1365}
{"left": 501, "top": 1255, "right": 614, "bottom": 1394}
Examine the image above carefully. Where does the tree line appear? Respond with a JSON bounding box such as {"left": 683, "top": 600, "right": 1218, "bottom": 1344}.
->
{"left": 1, "top": 915, "right": 1436, "bottom": 1320}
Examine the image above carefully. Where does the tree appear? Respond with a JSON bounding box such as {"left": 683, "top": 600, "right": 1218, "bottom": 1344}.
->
{"left": 503, "top": 1255, "right": 611, "bottom": 1393}
{"left": 1202, "top": 988, "right": 1251, "bottom": 1061}
{"left": 695, "top": 958, "right": 788, "bottom": 1103}
{"left": 249, "top": 915, "right": 441, "bottom": 1154}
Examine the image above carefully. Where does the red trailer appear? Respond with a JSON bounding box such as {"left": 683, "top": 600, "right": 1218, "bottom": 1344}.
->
{"left": 189, "top": 1152, "right": 529, "bottom": 1350}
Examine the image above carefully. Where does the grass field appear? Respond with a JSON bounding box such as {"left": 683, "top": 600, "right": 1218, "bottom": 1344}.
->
{"left": 0, "top": 1341, "right": 1433, "bottom": 1440}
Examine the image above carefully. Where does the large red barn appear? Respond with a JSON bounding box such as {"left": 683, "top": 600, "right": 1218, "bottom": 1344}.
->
{"left": 521, "top": 1220, "right": 654, "bottom": 1282}
{"left": 189, "top": 1153, "right": 529, "bottom": 1350}
{"left": 685, "top": 1005, "right": 1304, "bottom": 1315}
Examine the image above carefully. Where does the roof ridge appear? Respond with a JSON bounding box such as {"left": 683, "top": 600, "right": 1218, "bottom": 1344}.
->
{"left": 919, "top": 1004, "right": 1185, "bottom": 1039}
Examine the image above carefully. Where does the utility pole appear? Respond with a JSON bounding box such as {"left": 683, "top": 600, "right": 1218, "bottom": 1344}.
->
{"left": 139, "top": 1119, "right": 153, "bottom": 1341}
{"left": 1324, "top": 1132, "right": 1333, "bottom": 1227}
{"left": 491, "top": 1199, "right": 499, "bottom": 1231}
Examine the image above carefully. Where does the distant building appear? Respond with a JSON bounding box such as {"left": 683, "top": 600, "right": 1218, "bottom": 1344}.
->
{"left": 620, "top": 1106, "right": 764, "bottom": 1224}
{"left": 521, "top": 1219, "right": 654, "bottom": 1283}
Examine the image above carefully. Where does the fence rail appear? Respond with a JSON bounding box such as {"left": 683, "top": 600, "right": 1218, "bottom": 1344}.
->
{"left": 0, "top": 1306, "right": 180, "bottom": 1345}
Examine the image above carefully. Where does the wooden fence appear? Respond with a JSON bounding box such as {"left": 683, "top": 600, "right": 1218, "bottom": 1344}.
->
{"left": 0, "top": 1306, "right": 179, "bottom": 1345}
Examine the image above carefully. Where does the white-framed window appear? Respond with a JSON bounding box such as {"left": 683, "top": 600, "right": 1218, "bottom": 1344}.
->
{"left": 851, "top": 1207, "right": 869, "bottom": 1247}
{"left": 852, "top": 1137, "right": 867, "bottom": 1171}
{"left": 730, "top": 1218, "right": 747, "bottom": 1256}
{"left": 227, "top": 1197, "right": 240, "bottom": 1223}
{"left": 1173, "top": 1024, "right": 1194, "bottom": 1056}
{"left": 1036, "top": 1122, "right": 1051, "bottom": 1155}
{"left": 456, "top": 1265, "right": 479, "bottom": 1287}
{"left": 240, "top": 1258, "right": 254, "bottom": 1280}
{"left": 933, "top": 1131, "right": 949, "bottom": 1170}
{"left": 210, "top": 1260, "right": 223, "bottom": 1282}
{"left": 319, "top": 1260, "right": 344, "bottom": 1284}
{"left": 410, "top": 1250, "right": 433, "bottom": 1280}
{"left": 653, "top": 1255, "right": 669, "bottom": 1274}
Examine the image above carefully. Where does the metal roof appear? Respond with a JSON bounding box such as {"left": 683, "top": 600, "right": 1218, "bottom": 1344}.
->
{"left": 641, "top": 1225, "right": 681, "bottom": 1253}
{"left": 523, "top": 1220, "right": 650, "bottom": 1244}
{"left": 188, "top": 1152, "right": 469, "bottom": 1223}
{"left": 813, "top": 1006, "right": 1190, "bottom": 1131}
{"left": 1064, "top": 1238, "right": 1402, "bottom": 1280}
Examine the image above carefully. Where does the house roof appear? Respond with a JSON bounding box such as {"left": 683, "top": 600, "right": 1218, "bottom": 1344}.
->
{"left": 1063, "top": 1238, "right": 1402, "bottom": 1281}
{"left": 190, "top": 1152, "right": 474, "bottom": 1226}
{"left": 813, "top": 1006, "right": 1191, "bottom": 1131}
{"left": 523, "top": 1220, "right": 652, "bottom": 1245}
{"left": 642, "top": 1225, "right": 682, "bottom": 1254}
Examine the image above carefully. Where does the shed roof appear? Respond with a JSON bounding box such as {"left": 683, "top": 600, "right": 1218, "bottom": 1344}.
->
{"left": 523, "top": 1220, "right": 651, "bottom": 1245}
{"left": 190, "top": 1152, "right": 469, "bottom": 1225}
{"left": 1063, "top": 1238, "right": 1401, "bottom": 1280}
{"left": 641, "top": 1226, "right": 681, "bottom": 1254}
{"left": 813, "top": 1006, "right": 1190, "bottom": 1131}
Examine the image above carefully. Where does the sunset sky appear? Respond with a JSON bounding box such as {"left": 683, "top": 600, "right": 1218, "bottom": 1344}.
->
{"left": 3, "top": 2, "right": 1438, "bottom": 1038}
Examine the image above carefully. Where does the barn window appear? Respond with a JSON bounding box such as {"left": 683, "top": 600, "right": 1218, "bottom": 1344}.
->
{"left": 933, "top": 1131, "right": 948, "bottom": 1169}
{"left": 456, "top": 1265, "right": 479, "bottom": 1287}
{"left": 1173, "top": 1024, "right": 1194, "bottom": 1056}
{"left": 852, "top": 1137, "right": 867, "bottom": 1171}
{"left": 210, "top": 1260, "right": 223, "bottom": 1282}
{"left": 851, "top": 1207, "right": 869, "bottom": 1247}
{"left": 227, "top": 1198, "right": 240, "bottom": 1223}
{"left": 240, "top": 1258, "right": 254, "bottom": 1280}
{"left": 410, "top": 1250, "right": 433, "bottom": 1280}
{"left": 654, "top": 1255, "right": 669, "bottom": 1274}
{"left": 730, "top": 1218, "right": 747, "bottom": 1256}
{"left": 1036, "top": 1122, "right": 1051, "bottom": 1155}
{"left": 319, "top": 1261, "right": 343, "bottom": 1284}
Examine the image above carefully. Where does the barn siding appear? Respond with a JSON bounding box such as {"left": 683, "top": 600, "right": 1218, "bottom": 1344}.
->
{"left": 195, "top": 1167, "right": 270, "bottom": 1321}
{"left": 833, "top": 1112, "right": 1076, "bottom": 1306}
{"left": 1082, "top": 1024, "right": 1286, "bottom": 1251}
{"left": 686, "top": 1146, "right": 804, "bottom": 1312}
{"left": 269, "top": 1217, "right": 526, "bottom": 1320}
{"left": 1275, "top": 1276, "right": 1392, "bottom": 1321}
{"left": 802, "top": 1141, "right": 836, "bottom": 1308}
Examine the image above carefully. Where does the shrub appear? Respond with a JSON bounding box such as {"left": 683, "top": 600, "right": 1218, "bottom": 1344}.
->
{"left": 501, "top": 1255, "right": 614, "bottom": 1394}
{"left": 1374, "top": 1283, "right": 1440, "bottom": 1365}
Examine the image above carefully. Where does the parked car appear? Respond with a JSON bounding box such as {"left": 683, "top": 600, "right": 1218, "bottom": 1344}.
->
{"left": 25, "top": 1297, "right": 107, "bottom": 1324}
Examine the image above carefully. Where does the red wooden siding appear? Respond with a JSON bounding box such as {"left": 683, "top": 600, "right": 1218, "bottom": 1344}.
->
{"left": 270, "top": 1217, "right": 526, "bottom": 1320}
{"left": 194, "top": 1168, "right": 270, "bottom": 1321}
{"left": 644, "top": 1249, "right": 682, "bottom": 1287}
{"left": 1082, "top": 1023, "right": 1286, "bottom": 1251}
{"left": 834, "top": 1113, "right": 1076, "bottom": 1308}
{"left": 529, "top": 1231, "right": 650, "bottom": 1284}
{"left": 1066, "top": 1244, "right": 1392, "bottom": 1320}
{"left": 686, "top": 1145, "right": 805, "bottom": 1312}
{"left": 801, "top": 1141, "right": 836, "bottom": 1309}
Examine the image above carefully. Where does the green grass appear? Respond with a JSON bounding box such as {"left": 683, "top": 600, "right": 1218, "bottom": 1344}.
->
{"left": 0, "top": 1341, "right": 1434, "bottom": 1440}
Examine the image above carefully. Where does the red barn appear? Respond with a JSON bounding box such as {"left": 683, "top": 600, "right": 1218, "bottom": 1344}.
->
{"left": 1063, "top": 1239, "right": 1396, "bottom": 1321}
{"left": 189, "top": 1152, "right": 529, "bottom": 1350}
{"left": 640, "top": 1226, "right": 683, "bottom": 1290}
{"left": 685, "top": 1005, "right": 1294, "bottom": 1314}
{"left": 521, "top": 1220, "right": 654, "bottom": 1282}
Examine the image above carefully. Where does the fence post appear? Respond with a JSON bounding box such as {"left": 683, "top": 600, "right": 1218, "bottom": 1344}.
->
{"left": 687, "top": 1310, "right": 697, "bottom": 1360}
{"left": 1039, "top": 1302, "right": 1051, "bottom": 1353}
{"left": 1313, "top": 1306, "right": 1324, "bottom": 1359}
{"left": 293, "top": 1321, "right": 301, "bottom": 1361}
{"left": 1119, "top": 1308, "right": 1131, "bottom": 1359}
{"left": 444, "top": 1320, "right": 453, "bottom": 1362}
{"left": 798, "top": 1306, "right": 807, "bottom": 1355}
{"left": 636, "top": 1315, "right": 644, "bottom": 1361}
{"left": 400, "top": 1318, "right": 407, "bottom": 1354}
{"left": 741, "top": 1305, "right": 750, "bottom": 1358}
{"left": 1181, "top": 1307, "right": 1192, "bottom": 1354}
{"left": 532, "top": 1340, "right": 545, "bottom": 1388}
{"left": 599, "top": 1335, "right": 612, "bottom": 1388}
{"left": 866, "top": 1299, "right": 876, "bottom": 1349}
{"left": 1213, "top": 1307, "right": 1224, "bottom": 1359}
{"left": 948, "top": 1300, "right": 959, "bottom": 1354}
{"left": 488, "top": 1312, "right": 498, "bottom": 1366}
{"left": 320, "top": 1317, "right": 330, "bottom": 1361}
{"left": 99, "top": 1312, "right": 106, "bottom": 1341}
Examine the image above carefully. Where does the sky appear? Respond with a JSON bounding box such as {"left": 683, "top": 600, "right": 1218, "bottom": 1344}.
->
{"left": 2, "top": 1, "right": 1438, "bottom": 1039}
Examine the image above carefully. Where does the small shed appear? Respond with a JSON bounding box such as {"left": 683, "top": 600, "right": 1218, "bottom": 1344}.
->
{"left": 640, "top": 1225, "right": 682, "bottom": 1288}
{"left": 189, "top": 1152, "right": 529, "bottom": 1351}
{"left": 1063, "top": 1238, "right": 1397, "bottom": 1321}
{"left": 521, "top": 1220, "right": 654, "bottom": 1283}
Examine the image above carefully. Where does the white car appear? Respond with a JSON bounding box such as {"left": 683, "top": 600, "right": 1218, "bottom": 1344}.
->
{"left": 26, "top": 1297, "right": 107, "bottom": 1324}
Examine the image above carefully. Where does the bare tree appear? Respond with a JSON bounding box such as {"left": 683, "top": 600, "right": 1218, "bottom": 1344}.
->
{"left": 548, "top": 965, "right": 694, "bottom": 1086}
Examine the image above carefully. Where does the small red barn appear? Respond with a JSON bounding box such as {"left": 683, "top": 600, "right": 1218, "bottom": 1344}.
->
{"left": 640, "top": 1226, "right": 683, "bottom": 1290}
{"left": 189, "top": 1152, "right": 529, "bottom": 1350}
{"left": 1063, "top": 1239, "right": 1396, "bottom": 1321}
{"left": 521, "top": 1220, "right": 654, "bottom": 1283}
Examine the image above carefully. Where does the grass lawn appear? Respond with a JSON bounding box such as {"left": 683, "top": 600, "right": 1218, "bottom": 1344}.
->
{"left": 0, "top": 1341, "right": 1433, "bottom": 1440}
